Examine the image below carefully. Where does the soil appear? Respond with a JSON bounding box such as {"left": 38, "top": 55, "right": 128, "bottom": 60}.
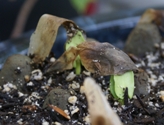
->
{"left": 0, "top": 45, "right": 164, "bottom": 125}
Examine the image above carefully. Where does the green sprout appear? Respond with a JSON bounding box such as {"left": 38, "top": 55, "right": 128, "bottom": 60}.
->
{"left": 110, "top": 71, "right": 134, "bottom": 104}
{"left": 65, "top": 30, "right": 85, "bottom": 75}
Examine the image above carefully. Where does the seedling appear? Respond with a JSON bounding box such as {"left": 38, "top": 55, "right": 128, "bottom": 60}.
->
{"left": 65, "top": 29, "right": 85, "bottom": 74}
{"left": 110, "top": 71, "right": 135, "bottom": 103}
{"left": 1, "top": 14, "right": 137, "bottom": 103}
{"left": 47, "top": 41, "right": 137, "bottom": 103}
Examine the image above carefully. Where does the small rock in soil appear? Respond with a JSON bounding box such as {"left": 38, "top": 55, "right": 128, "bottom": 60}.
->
{"left": 0, "top": 54, "right": 32, "bottom": 92}
{"left": 43, "top": 88, "right": 71, "bottom": 110}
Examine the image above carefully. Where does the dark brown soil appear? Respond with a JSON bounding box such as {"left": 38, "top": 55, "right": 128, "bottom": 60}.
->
{"left": 0, "top": 46, "right": 164, "bottom": 125}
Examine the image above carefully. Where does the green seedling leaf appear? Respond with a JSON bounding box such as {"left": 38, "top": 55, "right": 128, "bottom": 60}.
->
{"left": 65, "top": 30, "right": 85, "bottom": 50}
{"left": 110, "top": 76, "right": 119, "bottom": 99}
{"left": 110, "top": 76, "right": 124, "bottom": 105}
{"left": 65, "top": 30, "right": 85, "bottom": 74}
{"left": 113, "top": 71, "right": 134, "bottom": 99}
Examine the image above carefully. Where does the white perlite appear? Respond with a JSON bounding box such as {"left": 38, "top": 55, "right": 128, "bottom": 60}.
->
{"left": 23, "top": 92, "right": 40, "bottom": 104}
{"left": 17, "top": 118, "right": 23, "bottom": 125}
{"left": 50, "top": 57, "right": 56, "bottom": 63}
{"left": 18, "top": 91, "right": 24, "bottom": 97}
{"left": 47, "top": 77, "right": 52, "bottom": 85}
{"left": 71, "top": 107, "right": 79, "bottom": 115}
{"left": 66, "top": 71, "right": 76, "bottom": 81}
{"left": 31, "top": 92, "right": 41, "bottom": 99}
{"left": 92, "top": 59, "right": 99, "bottom": 62}
{"left": 64, "top": 110, "right": 69, "bottom": 115}
{"left": 54, "top": 122, "right": 62, "bottom": 125}
{"left": 68, "top": 96, "right": 77, "bottom": 105}
{"left": 161, "top": 42, "right": 164, "bottom": 49}
{"left": 27, "top": 81, "right": 34, "bottom": 86}
{"left": 71, "top": 81, "right": 80, "bottom": 90}
{"left": 31, "top": 69, "right": 43, "bottom": 80}
{"left": 83, "top": 71, "right": 91, "bottom": 76}
{"left": 42, "top": 120, "right": 49, "bottom": 125}
{"left": 3, "top": 82, "right": 17, "bottom": 92}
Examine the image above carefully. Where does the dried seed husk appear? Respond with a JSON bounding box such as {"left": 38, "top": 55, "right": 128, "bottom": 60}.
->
{"left": 46, "top": 41, "right": 137, "bottom": 75}
{"left": 78, "top": 41, "right": 137, "bottom": 75}
{"left": 28, "top": 14, "right": 79, "bottom": 64}
{"left": 139, "top": 9, "right": 164, "bottom": 25}
{"left": 83, "top": 77, "right": 122, "bottom": 125}
{"left": 45, "top": 47, "right": 79, "bottom": 73}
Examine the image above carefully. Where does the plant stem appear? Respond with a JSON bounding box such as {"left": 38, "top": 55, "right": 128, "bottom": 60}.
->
{"left": 74, "top": 57, "right": 81, "bottom": 75}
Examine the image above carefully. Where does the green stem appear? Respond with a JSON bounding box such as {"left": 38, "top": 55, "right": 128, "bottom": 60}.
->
{"left": 75, "top": 59, "right": 81, "bottom": 75}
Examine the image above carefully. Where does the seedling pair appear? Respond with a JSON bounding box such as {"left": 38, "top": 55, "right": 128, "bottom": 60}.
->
{"left": 0, "top": 14, "right": 137, "bottom": 103}
{"left": 46, "top": 23, "right": 136, "bottom": 103}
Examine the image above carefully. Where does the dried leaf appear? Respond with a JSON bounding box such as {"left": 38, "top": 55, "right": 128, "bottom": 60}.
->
{"left": 139, "top": 9, "right": 164, "bottom": 25}
{"left": 78, "top": 41, "right": 137, "bottom": 75}
{"left": 45, "top": 47, "right": 79, "bottom": 73}
{"left": 28, "top": 14, "right": 79, "bottom": 64}
{"left": 83, "top": 77, "right": 122, "bottom": 125}
{"left": 49, "top": 105, "right": 70, "bottom": 120}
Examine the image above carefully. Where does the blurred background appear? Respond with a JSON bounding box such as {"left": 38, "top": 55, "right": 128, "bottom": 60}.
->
{"left": 1, "top": 0, "right": 164, "bottom": 41}
{"left": 0, "top": 0, "right": 164, "bottom": 66}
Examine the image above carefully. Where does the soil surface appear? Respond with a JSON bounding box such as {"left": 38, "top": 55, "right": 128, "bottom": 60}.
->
{"left": 0, "top": 44, "right": 164, "bottom": 125}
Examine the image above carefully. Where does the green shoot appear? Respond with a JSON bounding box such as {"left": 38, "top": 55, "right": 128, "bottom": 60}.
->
{"left": 110, "top": 71, "right": 134, "bottom": 104}
{"left": 65, "top": 30, "right": 85, "bottom": 74}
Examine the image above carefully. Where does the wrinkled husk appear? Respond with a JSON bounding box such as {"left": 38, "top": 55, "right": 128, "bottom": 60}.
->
{"left": 46, "top": 40, "right": 137, "bottom": 75}
{"left": 78, "top": 41, "right": 137, "bottom": 75}
{"left": 28, "top": 14, "right": 79, "bottom": 64}
{"left": 45, "top": 47, "right": 79, "bottom": 73}
{"left": 139, "top": 9, "right": 164, "bottom": 25}
{"left": 83, "top": 77, "right": 122, "bottom": 125}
